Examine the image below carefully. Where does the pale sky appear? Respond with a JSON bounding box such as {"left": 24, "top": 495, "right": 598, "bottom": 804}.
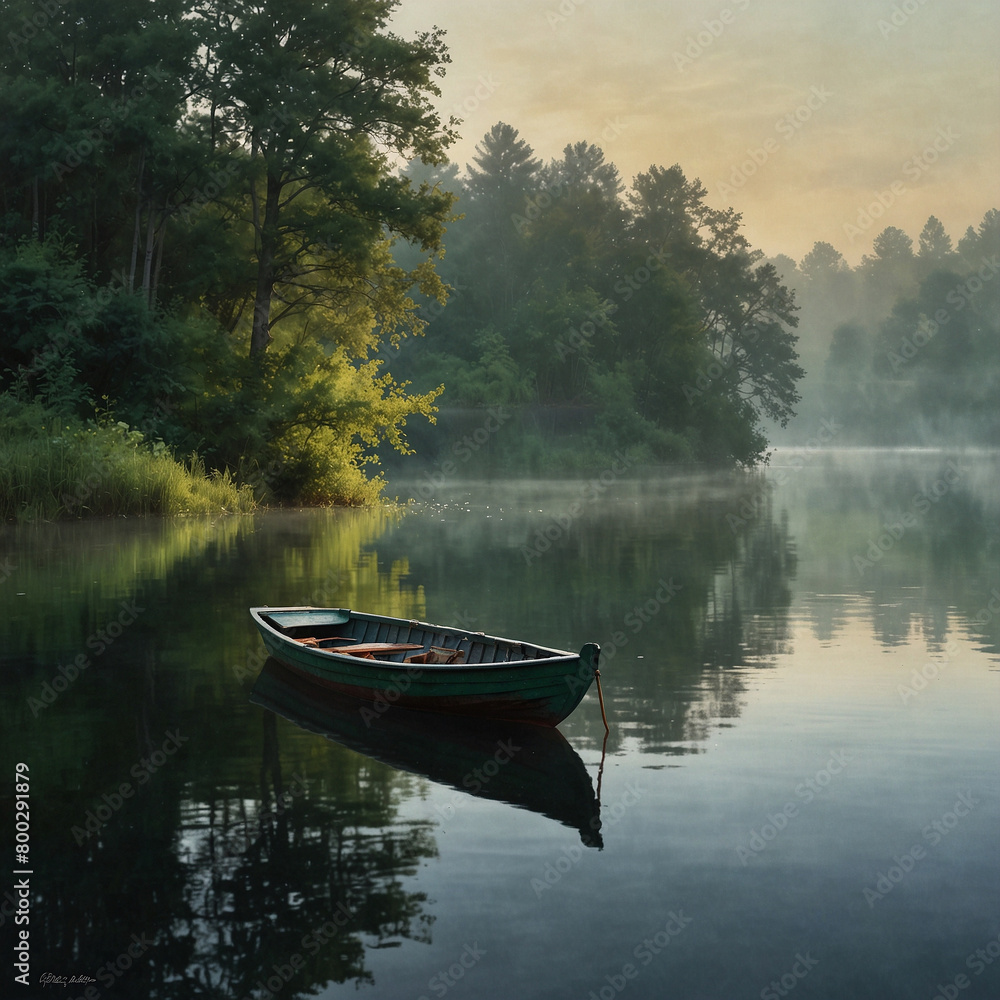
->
{"left": 390, "top": 0, "right": 1000, "bottom": 265}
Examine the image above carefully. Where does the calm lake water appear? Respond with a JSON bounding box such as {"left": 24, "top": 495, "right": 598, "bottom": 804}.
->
{"left": 1, "top": 449, "right": 998, "bottom": 1000}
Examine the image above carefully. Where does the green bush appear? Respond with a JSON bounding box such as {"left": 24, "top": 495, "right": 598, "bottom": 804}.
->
{"left": 0, "top": 396, "right": 255, "bottom": 521}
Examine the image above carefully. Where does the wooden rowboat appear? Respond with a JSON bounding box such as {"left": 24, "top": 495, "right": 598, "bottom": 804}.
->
{"left": 249, "top": 607, "right": 601, "bottom": 727}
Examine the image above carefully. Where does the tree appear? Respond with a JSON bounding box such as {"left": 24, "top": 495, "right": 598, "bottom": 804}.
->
{"left": 626, "top": 164, "right": 802, "bottom": 429}
{"left": 466, "top": 122, "right": 542, "bottom": 219}
{"left": 462, "top": 122, "right": 542, "bottom": 319}
{"left": 822, "top": 321, "right": 873, "bottom": 432}
{"left": 918, "top": 216, "right": 953, "bottom": 260}
{"left": 800, "top": 241, "right": 848, "bottom": 283}
{"left": 959, "top": 208, "right": 1000, "bottom": 265}
{"left": 868, "top": 226, "right": 914, "bottom": 261}
{"left": 524, "top": 141, "right": 625, "bottom": 290}
{"left": 193, "top": 0, "right": 458, "bottom": 357}
{"left": 1, "top": 0, "right": 198, "bottom": 295}
{"left": 793, "top": 240, "right": 857, "bottom": 393}
{"left": 859, "top": 226, "right": 919, "bottom": 319}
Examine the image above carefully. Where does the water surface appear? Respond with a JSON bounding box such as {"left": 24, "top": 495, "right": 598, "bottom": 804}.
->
{"left": 1, "top": 449, "right": 998, "bottom": 999}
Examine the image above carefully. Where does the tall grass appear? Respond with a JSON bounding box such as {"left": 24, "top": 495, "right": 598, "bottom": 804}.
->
{"left": 0, "top": 399, "right": 255, "bottom": 521}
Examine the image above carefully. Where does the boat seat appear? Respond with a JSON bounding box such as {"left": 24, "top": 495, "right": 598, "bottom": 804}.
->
{"left": 406, "top": 646, "right": 466, "bottom": 664}
{"left": 339, "top": 642, "right": 422, "bottom": 658}
{"left": 294, "top": 636, "right": 357, "bottom": 648}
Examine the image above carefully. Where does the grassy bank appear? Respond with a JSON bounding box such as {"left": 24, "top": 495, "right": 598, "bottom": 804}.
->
{"left": 0, "top": 398, "right": 256, "bottom": 521}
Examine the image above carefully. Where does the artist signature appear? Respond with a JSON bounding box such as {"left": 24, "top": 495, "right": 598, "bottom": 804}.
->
{"left": 40, "top": 973, "right": 98, "bottom": 987}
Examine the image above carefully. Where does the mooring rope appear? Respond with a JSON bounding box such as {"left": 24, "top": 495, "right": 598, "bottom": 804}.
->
{"left": 594, "top": 667, "right": 610, "bottom": 733}
{"left": 595, "top": 728, "right": 608, "bottom": 806}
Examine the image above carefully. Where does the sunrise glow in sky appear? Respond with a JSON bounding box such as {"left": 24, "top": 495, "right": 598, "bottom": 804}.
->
{"left": 390, "top": 0, "right": 1000, "bottom": 264}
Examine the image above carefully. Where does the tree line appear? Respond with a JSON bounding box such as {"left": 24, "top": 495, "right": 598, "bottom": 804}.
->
{"left": 391, "top": 122, "right": 804, "bottom": 469}
{"left": 388, "top": 125, "right": 997, "bottom": 468}
{"left": 774, "top": 215, "right": 1000, "bottom": 445}
{"left": 3, "top": 0, "right": 992, "bottom": 514}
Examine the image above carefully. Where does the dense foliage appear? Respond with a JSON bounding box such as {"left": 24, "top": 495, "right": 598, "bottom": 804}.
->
{"left": 1, "top": 0, "right": 808, "bottom": 513}
{"left": 778, "top": 213, "right": 1000, "bottom": 445}
{"left": 1, "top": 0, "right": 455, "bottom": 512}
{"left": 391, "top": 124, "right": 804, "bottom": 468}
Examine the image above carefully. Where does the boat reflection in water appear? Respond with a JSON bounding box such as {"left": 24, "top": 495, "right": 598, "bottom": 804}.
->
{"left": 251, "top": 658, "right": 603, "bottom": 848}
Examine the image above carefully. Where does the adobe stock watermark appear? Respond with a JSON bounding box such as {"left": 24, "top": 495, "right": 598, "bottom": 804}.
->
{"left": 417, "top": 942, "right": 487, "bottom": 1000}
{"left": 513, "top": 121, "right": 629, "bottom": 235}
{"left": 414, "top": 406, "right": 512, "bottom": 500}
{"left": 682, "top": 329, "right": 760, "bottom": 403}
{"left": 521, "top": 450, "right": 634, "bottom": 564}
{"left": 580, "top": 911, "right": 694, "bottom": 1000}
{"left": 240, "top": 454, "right": 290, "bottom": 503}
{"left": 545, "top": 0, "right": 587, "bottom": 29}
{"left": 7, "top": 0, "right": 71, "bottom": 52}
{"left": 853, "top": 460, "right": 961, "bottom": 575}
{"left": 970, "top": 588, "right": 1000, "bottom": 630}
{"left": 724, "top": 418, "right": 841, "bottom": 534}
{"left": 621, "top": 578, "right": 683, "bottom": 639}
{"left": 897, "top": 639, "right": 960, "bottom": 704}
{"left": 844, "top": 125, "right": 959, "bottom": 243}
{"left": 737, "top": 750, "right": 854, "bottom": 864}
{"left": 930, "top": 927, "right": 1000, "bottom": 1000}
{"left": 435, "top": 739, "right": 522, "bottom": 820}
{"left": 878, "top": 0, "right": 935, "bottom": 40}
{"left": 513, "top": 177, "right": 569, "bottom": 235}
{"left": 611, "top": 250, "right": 673, "bottom": 304}
{"left": 887, "top": 256, "right": 1000, "bottom": 373}
{"left": 562, "top": 577, "right": 681, "bottom": 713}
{"left": 452, "top": 74, "right": 499, "bottom": 121}
{"left": 554, "top": 249, "right": 671, "bottom": 361}
{"left": 674, "top": 0, "right": 752, "bottom": 71}
{"left": 717, "top": 85, "right": 833, "bottom": 199}
{"left": 531, "top": 782, "right": 644, "bottom": 897}
{"left": 71, "top": 729, "right": 189, "bottom": 845}
{"left": 237, "top": 903, "right": 356, "bottom": 1000}
{"left": 175, "top": 159, "right": 243, "bottom": 224}
{"left": 95, "top": 930, "right": 158, "bottom": 992}
{"left": 232, "top": 641, "right": 268, "bottom": 684}
{"left": 862, "top": 789, "right": 978, "bottom": 908}
{"left": 48, "top": 66, "right": 173, "bottom": 183}
{"left": 759, "top": 952, "right": 820, "bottom": 1000}
{"left": 553, "top": 299, "right": 616, "bottom": 361}
{"left": 359, "top": 665, "right": 425, "bottom": 727}
{"left": 26, "top": 599, "right": 146, "bottom": 717}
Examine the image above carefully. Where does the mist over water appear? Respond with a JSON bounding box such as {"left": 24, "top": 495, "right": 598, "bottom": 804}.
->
{"left": 2, "top": 449, "right": 997, "bottom": 998}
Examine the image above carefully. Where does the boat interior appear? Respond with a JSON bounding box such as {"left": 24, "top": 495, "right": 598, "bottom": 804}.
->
{"left": 259, "top": 610, "right": 555, "bottom": 665}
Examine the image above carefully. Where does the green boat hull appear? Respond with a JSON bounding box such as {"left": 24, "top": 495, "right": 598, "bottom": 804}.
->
{"left": 249, "top": 607, "right": 600, "bottom": 727}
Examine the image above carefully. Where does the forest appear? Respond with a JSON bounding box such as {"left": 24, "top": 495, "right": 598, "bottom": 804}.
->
{"left": 388, "top": 130, "right": 999, "bottom": 471}
{"left": 1, "top": 0, "right": 997, "bottom": 517}
{"left": 774, "top": 215, "right": 1000, "bottom": 447}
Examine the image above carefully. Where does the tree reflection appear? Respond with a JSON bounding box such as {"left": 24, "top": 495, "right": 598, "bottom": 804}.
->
{"left": 18, "top": 649, "right": 439, "bottom": 999}
{"left": 3, "top": 455, "right": 997, "bottom": 998}
{"left": 375, "top": 476, "right": 799, "bottom": 754}
{"left": 175, "top": 707, "right": 437, "bottom": 998}
{"left": 1, "top": 507, "right": 440, "bottom": 998}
